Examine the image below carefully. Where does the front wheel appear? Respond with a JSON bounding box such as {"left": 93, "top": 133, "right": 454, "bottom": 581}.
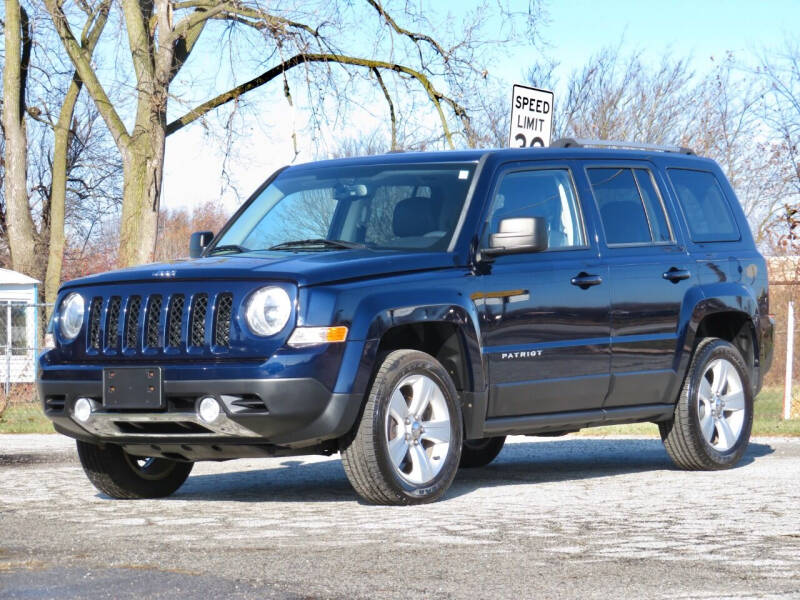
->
{"left": 340, "top": 349, "right": 463, "bottom": 505}
{"left": 660, "top": 338, "right": 753, "bottom": 470}
{"left": 76, "top": 441, "right": 193, "bottom": 499}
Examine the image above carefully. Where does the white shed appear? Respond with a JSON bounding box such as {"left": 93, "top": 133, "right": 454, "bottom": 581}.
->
{"left": 0, "top": 268, "right": 40, "bottom": 384}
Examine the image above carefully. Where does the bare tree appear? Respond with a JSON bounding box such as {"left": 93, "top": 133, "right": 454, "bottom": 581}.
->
{"left": 755, "top": 40, "right": 800, "bottom": 253}
{"left": 44, "top": 0, "right": 532, "bottom": 267}
{"left": 2, "top": 0, "right": 116, "bottom": 320}
{"left": 2, "top": 0, "right": 39, "bottom": 278}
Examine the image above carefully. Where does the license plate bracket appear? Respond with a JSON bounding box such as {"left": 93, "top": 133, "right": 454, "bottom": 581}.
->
{"left": 103, "top": 367, "right": 164, "bottom": 409}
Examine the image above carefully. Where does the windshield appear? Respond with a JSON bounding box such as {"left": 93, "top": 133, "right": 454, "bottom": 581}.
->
{"left": 213, "top": 163, "right": 476, "bottom": 253}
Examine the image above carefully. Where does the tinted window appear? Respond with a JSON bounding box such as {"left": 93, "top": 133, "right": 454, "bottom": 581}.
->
{"left": 635, "top": 169, "right": 672, "bottom": 242}
{"left": 588, "top": 168, "right": 652, "bottom": 244}
{"left": 485, "top": 169, "right": 585, "bottom": 249}
{"left": 668, "top": 169, "right": 739, "bottom": 242}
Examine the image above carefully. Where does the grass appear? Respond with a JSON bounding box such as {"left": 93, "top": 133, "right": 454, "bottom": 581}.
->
{"left": 0, "top": 387, "right": 798, "bottom": 436}
{"left": 0, "top": 403, "right": 55, "bottom": 434}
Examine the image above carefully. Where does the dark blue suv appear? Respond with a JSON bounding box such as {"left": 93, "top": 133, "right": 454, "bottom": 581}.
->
{"left": 38, "top": 139, "right": 774, "bottom": 504}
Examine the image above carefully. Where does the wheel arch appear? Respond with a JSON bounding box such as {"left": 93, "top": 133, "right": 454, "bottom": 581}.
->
{"left": 335, "top": 301, "right": 487, "bottom": 440}
{"left": 680, "top": 283, "right": 762, "bottom": 394}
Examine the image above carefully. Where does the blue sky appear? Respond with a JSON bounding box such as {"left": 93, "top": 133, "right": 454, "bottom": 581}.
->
{"left": 161, "top": 0, "right": 800, "bottom": 213}
{"left": 502, "top": 0, "right": 798, "bottom": 81}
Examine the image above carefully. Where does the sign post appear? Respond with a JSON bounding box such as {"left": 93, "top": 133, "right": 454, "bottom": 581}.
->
{"left": 509, "top": 84, "right": 554, "bottom": 148}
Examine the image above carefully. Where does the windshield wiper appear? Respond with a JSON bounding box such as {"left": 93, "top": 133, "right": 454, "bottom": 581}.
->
{"left": 267, "top": 238, "right": 366, "bottom": 251}
{"left": 207, "top": 244, "right": 249, "bottom": 256}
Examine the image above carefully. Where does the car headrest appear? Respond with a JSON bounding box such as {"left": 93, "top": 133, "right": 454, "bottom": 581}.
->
{"left": 393, "top": 196, "right": 439, "bottom": 237}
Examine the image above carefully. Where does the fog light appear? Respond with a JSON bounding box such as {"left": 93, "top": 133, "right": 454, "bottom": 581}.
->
{"left": 197, "top": 396, "right": 221, "bottom": 423}
{"left": 73, "top": 397, "right": 93, "bottom": 423}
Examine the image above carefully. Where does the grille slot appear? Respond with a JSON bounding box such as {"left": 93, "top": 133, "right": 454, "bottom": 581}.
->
{"left": 145, "top": 295, "right": 163, "bottom": 348}
{"left": 125, "top": 296, "right": 142, "bottom": 349}
{"left": 113, "top": 421, "right": 213, "bottom": 435}
{"left": 88, "top": 297, "right": 103, "bottom": 350}
{"left": 214, "top": 293, "right": 233, "bottom": 347}
{"left": 45, "top": 396, "right": 66, "bottom": 413}
{"left": 167, "top": 295, "right": 185, "bottom": 348}
{"left": 106, "top": 297, "right": 121, "bottom": 348}
{"left": 189, "top": 294, "right": 208, "bottom": 347}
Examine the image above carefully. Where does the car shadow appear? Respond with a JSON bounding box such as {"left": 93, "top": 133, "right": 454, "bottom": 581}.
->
{"left": 163, "top": 438, "right": 774, "bottom": 504}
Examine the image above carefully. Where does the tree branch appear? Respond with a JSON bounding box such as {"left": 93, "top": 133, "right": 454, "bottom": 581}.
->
{"left": 372, "top": 67, "right": 397, "bottom": 150}
{"left": 44, "top": 0, "right": 131, "bottom": 148}
{"left": 167, "top": 52, "right": 468, "bottom": 148}
{"left": 120, "top": 0, "right": 156, "bottom": 86}
{"left": 365, "top": 0, "right": 448, "bottom": 64}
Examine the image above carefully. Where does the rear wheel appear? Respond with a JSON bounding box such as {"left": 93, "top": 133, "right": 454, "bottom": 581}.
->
{"left": 76, "top": 441, "right": 193, "bottom": 499}
{"left": 459, "top": 436, "right": 506, "bottom": 468}
{"left": 660, "top": 338, "right": 753, "bottom": 470}
{"left": 340, "top": 349, "right": 463, "bottom": 505}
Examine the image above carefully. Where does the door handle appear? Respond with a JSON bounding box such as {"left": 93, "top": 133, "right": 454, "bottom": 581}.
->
{"left": 662, "top": 267, "right": 691, "bottom": 283}
{"left": 570, "top": 272, "right": 603, "bottom": 289}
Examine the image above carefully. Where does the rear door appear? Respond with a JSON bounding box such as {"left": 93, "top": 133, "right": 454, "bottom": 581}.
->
{"left": 580, "top": 161, "right": 695, "bottom": 408}
{"left": 476, "top": 162, "right": 611, "bottom": 417}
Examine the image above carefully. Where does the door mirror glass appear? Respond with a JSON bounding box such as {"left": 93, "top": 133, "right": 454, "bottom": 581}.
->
{"left": 485, "top": 217, "right": 548, "bottom": 256}
{"left": 189, "top": 231, "right": 214, "bottom": 258}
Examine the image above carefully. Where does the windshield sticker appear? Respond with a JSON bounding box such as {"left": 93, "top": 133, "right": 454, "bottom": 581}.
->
{"left": 458, "top": 170, "right": 469, "bottom": 180}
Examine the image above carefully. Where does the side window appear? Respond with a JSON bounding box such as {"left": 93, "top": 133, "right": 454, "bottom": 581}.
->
{"left": 668, "top": 169, "right": 740, "bottom": 242}
{"left": 485, "top": 169, "right": 585, "bottom": 250}
{"left": 587, "top": 167, "right": 674, "bottom": 246}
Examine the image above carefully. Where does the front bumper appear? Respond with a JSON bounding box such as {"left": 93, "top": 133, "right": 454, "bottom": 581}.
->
{"left": 38, "top": 377, "right": 361, "bottom": 450}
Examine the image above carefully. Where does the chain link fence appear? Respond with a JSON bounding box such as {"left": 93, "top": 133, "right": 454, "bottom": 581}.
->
{"left": 0, "top": 302, "right": 51, "bottom": 415}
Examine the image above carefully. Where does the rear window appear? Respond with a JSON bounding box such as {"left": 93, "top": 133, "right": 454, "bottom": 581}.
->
{"left": 668, "top": 169, "right": 740, "bottom": 242}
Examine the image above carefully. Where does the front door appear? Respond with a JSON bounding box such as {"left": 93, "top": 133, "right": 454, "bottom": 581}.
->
{"left": 475, "top": 164, "right": 611, "bottom": 417}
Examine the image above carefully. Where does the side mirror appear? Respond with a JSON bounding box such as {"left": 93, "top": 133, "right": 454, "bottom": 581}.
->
{"left": 483, "top": 217, "right": 548, "bottom": 257}
{"left": 189, "top": 231, "right": 214, "bottom": 258}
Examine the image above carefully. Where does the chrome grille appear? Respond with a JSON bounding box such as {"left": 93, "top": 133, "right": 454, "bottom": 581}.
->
{"left": 125, "top": 296, "right": 142, "bottom": 349}
{"left": 88, "top": 297, "right": 102, "bottom": 350}
{"left": 189, "top": 294, "right": 208, "bottom": 347}
{"left": 145, "top": 295, "right": 163, "bottom": 347}
{"left": 106, "top": 297, "right": 121, "bottom": 348}
{"left": 214, "top": 293, "right": 233, "bottom": 347}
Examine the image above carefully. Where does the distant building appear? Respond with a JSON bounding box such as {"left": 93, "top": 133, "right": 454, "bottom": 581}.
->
{"left": 0, "top": 269, "right": 40, "bottom": 384}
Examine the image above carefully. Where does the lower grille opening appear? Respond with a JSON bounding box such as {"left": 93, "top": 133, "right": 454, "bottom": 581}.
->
{"left": 229, "top": 396, "right": 268, "bottom": 413}
{"left": 113, "top": 421, "right": 213, "bottom": 435}
{"left": 45, "top": 396, "right": 66, "bottom": 413}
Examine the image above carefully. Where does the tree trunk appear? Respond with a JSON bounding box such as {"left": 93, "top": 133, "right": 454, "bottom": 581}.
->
{"left": 118, "top": 123, "right": 166, "bottom": 267}
{"left": 44, "top": 80, "right": 82, "bottom": 314}
{"left": 2, "top": 0, "right": 42, "bottom": 281}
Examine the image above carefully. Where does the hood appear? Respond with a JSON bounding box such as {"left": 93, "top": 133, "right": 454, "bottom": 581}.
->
{"left": 62, "top": 249, "right": 461, "bottom": 289}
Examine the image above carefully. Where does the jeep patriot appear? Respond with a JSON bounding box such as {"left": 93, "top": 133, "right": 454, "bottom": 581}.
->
{"left": 38, "top": 139, "right": 774, "bottom": 504}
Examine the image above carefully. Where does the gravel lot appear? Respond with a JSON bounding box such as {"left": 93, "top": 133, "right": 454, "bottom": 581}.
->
{"left": 1, "top": 434, "right": 799, "bottom": 599}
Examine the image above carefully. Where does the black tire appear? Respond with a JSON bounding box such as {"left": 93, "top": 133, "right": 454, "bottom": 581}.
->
{"left": 76, "top": 441, "right": 193, "bottom": 499}
{"left": 340, "top": 349, "right": 463, "bottom": 505}
{"left": 659, "top": 338, "right": 753, "bottom": 470}
{"left": 459, "top": 436, "right": 506, "bottom": 468}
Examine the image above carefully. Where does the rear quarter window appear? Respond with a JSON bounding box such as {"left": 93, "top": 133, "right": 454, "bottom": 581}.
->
{"left": 668, "top": 169, "right": 740, "bottom": 242}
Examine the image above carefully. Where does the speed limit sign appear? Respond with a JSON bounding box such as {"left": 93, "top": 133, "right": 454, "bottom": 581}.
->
{"left": 509, "top": 84, "right": 554, "bottom": 148}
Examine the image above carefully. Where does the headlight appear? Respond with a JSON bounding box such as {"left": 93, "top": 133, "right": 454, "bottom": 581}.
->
{"left": 59, "top": 293, "right": 85, "bottom": 340}
{"left": 245, "top": 286, "right": 291, "bottom": 336}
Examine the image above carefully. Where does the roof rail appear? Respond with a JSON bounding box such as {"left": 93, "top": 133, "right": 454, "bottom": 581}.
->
{"left": 551, "top": 137, "right": 695, "bottom": 155}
